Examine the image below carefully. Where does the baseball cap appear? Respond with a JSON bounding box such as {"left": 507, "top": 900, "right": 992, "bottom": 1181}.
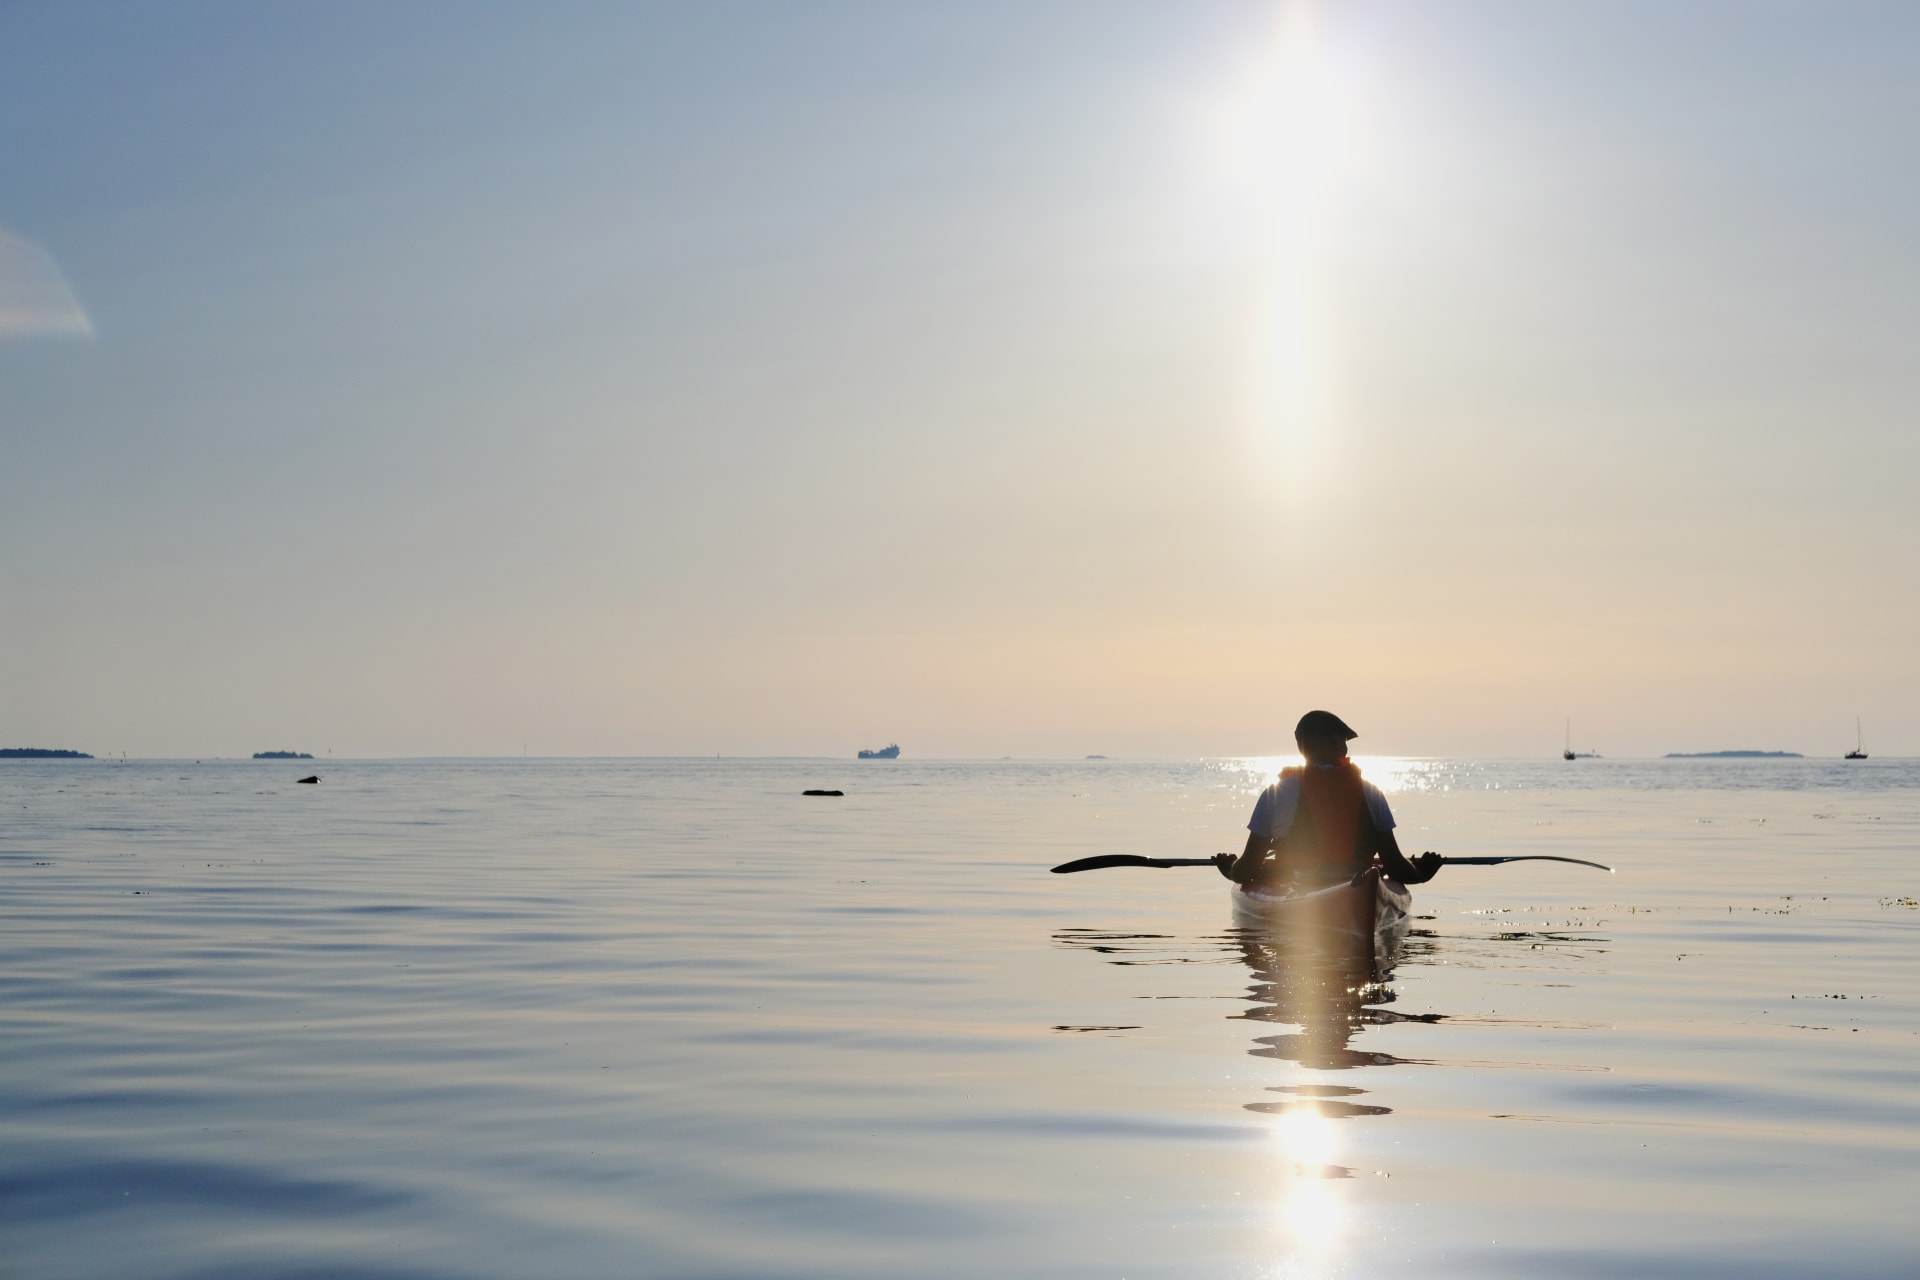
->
{"left": 1294, "top": 710, "right": 1357, "bottom": 741}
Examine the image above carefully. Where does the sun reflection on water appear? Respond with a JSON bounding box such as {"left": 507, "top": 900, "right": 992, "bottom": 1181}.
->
{"left": 1269, "top": 1106, "right": 1347, "bottom": 1271}
{"left": 1054, "top": 876, "right": 1439, "bottom": 1280}
{"left": 1215, "top": 754, "right": 1455, "bottom": 796}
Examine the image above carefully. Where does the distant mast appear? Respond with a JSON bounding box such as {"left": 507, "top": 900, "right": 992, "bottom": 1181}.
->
{"left": 1846, "top": 718, "right": 1867, "bottom": 760}
{"left": 1563, "top": 718, "right": 1576, "bottom": 761}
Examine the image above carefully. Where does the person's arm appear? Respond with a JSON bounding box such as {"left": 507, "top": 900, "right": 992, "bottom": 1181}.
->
{"left": 1375, "top": 828, "right": 1441, "bottom": 884}
{"left": 1213, "top": 831, "right": 1277, "bottom": 883}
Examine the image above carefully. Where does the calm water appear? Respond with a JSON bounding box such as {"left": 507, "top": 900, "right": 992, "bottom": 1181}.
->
{"left": 4, "top": 757, "right": 1917, "bottom": 1278}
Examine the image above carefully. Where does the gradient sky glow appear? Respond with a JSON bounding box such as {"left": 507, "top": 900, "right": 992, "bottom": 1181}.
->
{"left": 4, "top": 1, "right": 1918, "bottom": 759}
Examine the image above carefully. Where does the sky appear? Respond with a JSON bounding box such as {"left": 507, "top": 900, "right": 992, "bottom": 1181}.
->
{"left": 3, "top": 0, "right": 1918, "bottom": 759}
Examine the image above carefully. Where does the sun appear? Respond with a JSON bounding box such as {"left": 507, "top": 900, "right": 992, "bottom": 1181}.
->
{"left": 1210, "top": 4, "right": 1374, "bottom": 197}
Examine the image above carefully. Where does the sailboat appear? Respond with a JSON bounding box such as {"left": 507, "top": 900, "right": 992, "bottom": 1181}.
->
{"left": 1563, "top": 718, "right": 1576, "bottom": 761}
{"left": 1845, "top": 718, "right": 1867, "bottom": 760}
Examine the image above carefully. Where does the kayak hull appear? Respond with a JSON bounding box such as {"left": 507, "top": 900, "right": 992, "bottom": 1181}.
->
{"left": 1230, "top": 867, "right": 1411, "bottom": 944}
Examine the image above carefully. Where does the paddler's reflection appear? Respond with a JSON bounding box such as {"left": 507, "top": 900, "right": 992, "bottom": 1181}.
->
{"left": 1232, "top": 910, "right": 1439, "bottom": 1118}
{"left": 1051, "top": 911, "right": 1444, "bottom": 1117}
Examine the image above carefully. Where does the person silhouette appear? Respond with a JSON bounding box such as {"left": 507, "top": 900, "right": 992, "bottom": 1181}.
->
{"left": 1214, "top": 711, "right": 1440, "bottom": 893}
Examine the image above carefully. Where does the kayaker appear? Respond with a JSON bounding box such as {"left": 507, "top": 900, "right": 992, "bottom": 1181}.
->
{"left": 1214, "top": 710, "right": 1441, "bottom": 891}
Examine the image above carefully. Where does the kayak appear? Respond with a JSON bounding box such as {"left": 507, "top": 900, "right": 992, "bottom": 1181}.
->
{"left": 1230, "top": 865, "right": 1411, "bottom": 944}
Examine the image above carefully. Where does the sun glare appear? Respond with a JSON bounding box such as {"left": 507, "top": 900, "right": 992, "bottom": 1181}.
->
{"left": 1200, "top": 2, "right": 1379, "bottom": 506}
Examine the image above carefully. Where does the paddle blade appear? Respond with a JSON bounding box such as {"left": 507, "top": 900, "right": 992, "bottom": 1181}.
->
{"left": 1050, "top": 855, "right": 1217, "bottom": 874}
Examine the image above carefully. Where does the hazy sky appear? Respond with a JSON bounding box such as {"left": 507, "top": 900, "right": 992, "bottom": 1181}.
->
{"left": 4, "top": 1, "right": 1917, "bottom": 759}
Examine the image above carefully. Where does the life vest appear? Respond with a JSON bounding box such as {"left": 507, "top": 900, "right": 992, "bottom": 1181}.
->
{"left": 1264, "top": 761, "right": 1377, "bottom": 887}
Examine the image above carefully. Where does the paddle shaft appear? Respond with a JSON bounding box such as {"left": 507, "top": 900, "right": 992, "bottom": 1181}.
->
{"left": 1050, "top": 853, "right": 1612, "bottom": 874}
{"left": 1437, "top": 855, "right": 1613, "bottom": 870}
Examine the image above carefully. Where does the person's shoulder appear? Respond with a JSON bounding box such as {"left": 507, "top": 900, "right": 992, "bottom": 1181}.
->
{"left": 1254, "top": 770, "right": 1299, "bottom": 802}
{"left": 1359, "top": 777, "right": 1395, "bottom": 814}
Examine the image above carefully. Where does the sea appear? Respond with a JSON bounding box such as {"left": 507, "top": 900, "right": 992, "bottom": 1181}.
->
{"left": 3, "top": 756, "right": 1916, "bottom": 1279}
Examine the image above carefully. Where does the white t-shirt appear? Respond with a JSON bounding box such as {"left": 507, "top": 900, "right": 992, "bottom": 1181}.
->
{"left": 1247, "top": 768, "right": 1396, "bottom": 838}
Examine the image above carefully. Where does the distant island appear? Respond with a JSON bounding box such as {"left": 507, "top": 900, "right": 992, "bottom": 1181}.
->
{"left": 1664, "top": 750, "right": 1803, "bottom": 759}
{"left": 857, "top": 744, "right": 900, "bottom": 760}
{"left": 0, "top": 747, "right": 92, "bottom": 759}
{"left": 252, "top": 751, "right": 315, "bottom": 759}
{"left": 1085, "top": 754, "right": 1108, "bottom": 760}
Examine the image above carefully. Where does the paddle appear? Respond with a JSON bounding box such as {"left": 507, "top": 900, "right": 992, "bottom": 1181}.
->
{"left": 1049, "top": 853, "right": 1613, "bottom": 874}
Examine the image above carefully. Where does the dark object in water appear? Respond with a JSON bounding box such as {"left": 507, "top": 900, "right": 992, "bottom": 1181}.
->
{"left": 802, "top": 789, "right": 844, "bottom": 797}
{"left": 857, "top": 744, "right": 900, "bottom": 759}
{"left": 296, "top": 775, "right": 320, "bottom": 784}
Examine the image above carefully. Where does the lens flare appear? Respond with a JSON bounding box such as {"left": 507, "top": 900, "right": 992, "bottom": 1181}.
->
{"left": 0, "top": 229, "right": 93, "bottom": 340}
